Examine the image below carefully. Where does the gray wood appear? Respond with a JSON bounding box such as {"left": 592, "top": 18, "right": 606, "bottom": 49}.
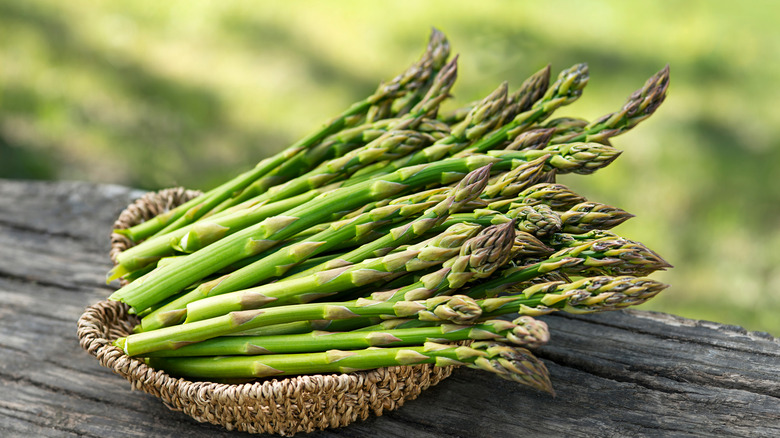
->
{"left": 0, "top": 179, "right": 777, "bottom": 437}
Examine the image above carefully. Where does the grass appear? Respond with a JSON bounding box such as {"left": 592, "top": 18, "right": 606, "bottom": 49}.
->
{"left": 1, "top": 0, "right": 778, "bottom": 335}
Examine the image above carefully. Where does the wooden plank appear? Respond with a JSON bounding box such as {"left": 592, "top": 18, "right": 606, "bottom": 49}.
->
{"left": 0, "top": 179, "right": 778, "bottom": 437}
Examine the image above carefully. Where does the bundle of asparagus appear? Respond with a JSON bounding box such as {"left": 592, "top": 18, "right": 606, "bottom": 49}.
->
{"left": 108, "top": 29, "right": 671, "bottom": 395}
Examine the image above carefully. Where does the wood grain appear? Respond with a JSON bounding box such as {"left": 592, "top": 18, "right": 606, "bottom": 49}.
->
{"left": 0, "top": 179, "right": 777, "bottom": 437}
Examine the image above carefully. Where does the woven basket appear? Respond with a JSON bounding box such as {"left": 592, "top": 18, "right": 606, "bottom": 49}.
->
{"left": 77, "top": 187, "right": 456, "bottom": 436}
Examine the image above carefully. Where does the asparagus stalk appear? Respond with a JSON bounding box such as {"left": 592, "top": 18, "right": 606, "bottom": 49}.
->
{"left": 144, "top": 315, "right": 549, "bottom": 357}
{"left": 479, "top": 275, "right": 669, "bottom": 317}
{"left": 466, "top": 235, "right": 672, "bottom": 298}
{"left": 498, "top": 64, "right": 553, "bottom": 125}
{"left": 187, "top": 274, "right": 667, "bottom": 355}
{"left": 215, "top": 117, "right": 446, "bottom": 212}
{"left": 269, "top": 220, "right": 520, "bottom": 333}
{"left": 547, "top": 230, "right": 620, "bottom": 249}
{"left": 504, "top": 128, "right": 556, "bottom": 151}
{"left": 487, "top": 183, "right": 587, "bottom": 212}
{"left": 560, "top": 202, "right": 634, "bottom": 233}
{"left": 550, "top": 65, "right": 670, "bottom": 144}
{"left": 145, "top": 340, "right": 554, "bottom": 394}
{"left": 115, "top": 295, "right": 484, "bottom": 356}
{"left": 505, "top": 204, "right": 562, "bottom": 238}
{"left": 284, "top": 164, "right": 493, "bottom": 280}
{"left": 481, "top": 154, "right": 549, "bottom": 199}
{"left": 371, "top": 155, "right": 552, "bottom": 238}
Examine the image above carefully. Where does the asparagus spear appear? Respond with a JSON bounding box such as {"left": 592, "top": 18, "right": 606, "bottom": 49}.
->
{"left": 144, "top": 315, "right": 549, "bottom": 357}
{"left": 504, "top": 128, "right": 556, "bottom": 151}
{"left": 427, "top": 204, "right": 560, "bottom": 242}
{"left": 115, "top": 295, "right": 484, "bottom": 356}
{"left": 186, "top": 212, "right": 513, "bottom": 323}
{"left": 145, "top": 340, "right": 554, "bottom": 394}
{"left": 480, "top": 275, "right": 669, "bottom": 317}
{"left": 283, "top": 164, "right": 493, "bottom": 280}
{"left": 560, "top": 202, "right": 635, "bottom": 233}
{"left": 506, "top": 204, "right": 562, "bottom": 238}
{"left": 466, "top": 236, "right": 672, "bottom": 298}
{"left": 195, "top": 274, "right": 667, "bottom": 354}
{"left": 498, "top": 64, "right": 553, "bottom": 125}
{"left": 263, "top": 220, "right": 520, "bottom": 334}
{"left": 547, "top": 230, "right": 620, "bottom": 249}
{"left": 481, "top": 154, "right": 549, "bottom": 199}
{"left": 456, "top": 63, "right": 590, "bottom": 156}
{"left": 311, "top": 152, "right": 548, "bottom": 270}
{"left": 550, "top": 65, "right": 670, "bottom": 145}
{"left": 487, "top": 183, "right": 587, "bottom": 212}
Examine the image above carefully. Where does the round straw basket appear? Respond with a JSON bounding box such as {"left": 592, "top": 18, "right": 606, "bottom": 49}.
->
{"left": 77, "top": 187, "right": 456, "bottom": 436}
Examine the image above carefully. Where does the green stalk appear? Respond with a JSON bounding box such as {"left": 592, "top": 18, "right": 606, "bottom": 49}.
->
{"left": 466, "top": 235, "right": 672, "bottom": 298}
{"left": 550, "top": 65, "right": 670, "bottom": 145}
{"left": 283, "top": 164, "right": 493, "bottom": 281}
{"left": 212, "top": 118, "right": 443, "bottom": 213}
{"left": 144, "top": 315, "right": 549, "bottom": 357}
{"left": 459, "top": 63, "right": 590, "bottom": 155}
{"left": 504, "top": 128, "right": 556, "bottom": 151}
{"left": 115, "top": 295, "right": 484, "bottom": 356}
{"left": 145, "top": 340, "right": 554, "bottom": 394}
{"left": 479, "top": 275, "right": 669, "bottom": 317}
{"left": 486, "top": 182, "right": 587, "bottom": 212}
{"left": 441, "top": 64, "right": 550, "bottom": 127}
{"left": 560, "top": 202, "right": 634, "bottom": 233}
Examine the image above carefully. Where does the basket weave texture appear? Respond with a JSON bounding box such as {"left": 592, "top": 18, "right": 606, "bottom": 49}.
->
{"left": 77, "top": 187, "right": 456, "bottom": 436}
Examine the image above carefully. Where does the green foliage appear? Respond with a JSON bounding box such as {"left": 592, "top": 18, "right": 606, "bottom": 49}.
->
{"left": 2, "top": 0, "right": 778, "bottom": 335}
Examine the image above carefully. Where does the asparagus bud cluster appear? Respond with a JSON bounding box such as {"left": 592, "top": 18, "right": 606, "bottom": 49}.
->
{"left": 107, "top": 29, "right": 671, "bottom": 396}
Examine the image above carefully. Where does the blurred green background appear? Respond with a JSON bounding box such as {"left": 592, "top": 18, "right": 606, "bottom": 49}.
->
{"left": 2, "top": 0, "right": 778, "bottom": 335}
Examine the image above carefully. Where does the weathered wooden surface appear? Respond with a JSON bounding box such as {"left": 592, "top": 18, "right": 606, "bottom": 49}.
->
{"left": 0, "top": 179, "right": 778, "bottom": 437}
